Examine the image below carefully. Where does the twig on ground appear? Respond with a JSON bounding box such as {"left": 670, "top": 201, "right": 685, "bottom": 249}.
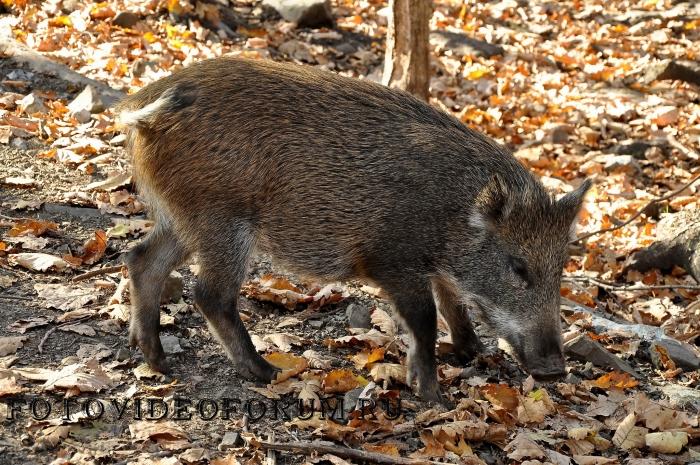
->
{"left": 37, "top": 327, "right": 57, "bottom": 354}
{"left": 668, "top": 134, "right": 700, "bottom": 160}
{"left": 37, "top": 315, "right": 93, "bottom": 354}
{"left": 564, "top": 275, "right": 700, "bottom": 291}
{"left": 572, "top": 167, "right": 700, "bottom": 244}
{"left": 259, "top": 440, "right": 443, "bottom": 465}
{"left": 72, "top": 264, "right": 125, "bottom": 282}
{"left": 368, "top": 421, "right": 417, "bottom": 442}
{"left": 0, "top": 294, "right": 34, "bottom": 301}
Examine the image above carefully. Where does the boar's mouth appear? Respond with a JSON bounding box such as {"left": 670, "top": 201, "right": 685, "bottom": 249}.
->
{"left": 464, "top": 295, "right": 566, "bottom": 381}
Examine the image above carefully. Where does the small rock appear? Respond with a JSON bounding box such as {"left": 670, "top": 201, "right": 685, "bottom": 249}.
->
{"left": 580, "top": 362, "right": 595, "bottom": 379}
{"left": 160, "top": 334, "right": 184, "bottom": 355}
{"left": 112, "top": 11, "right": 140, "bottom": 28}
{"left": 346, "top": 303, "right": 371, "bottom": 329}
{"left": 218, "top": 431, "right": 243, "bottom": 451}
{"left": 564, "top": 335, "right": 639, "bottom": 376}
{"left": 17, "top": 93, "right": 46, "bottom": 114}
{"left": 115, "top": 347, "right": 131, "bottom": 362}
{"left": 343, "top": 387, "right": 364, "bottom": 416}
{"left": 308, "top": 319, "right": 324, "bottom": 329}
{"left": 279, "top": 39, "right": 314, "bottom": 62}
{"left": 564, "top": 372, "right": 581, "bottom": 384}
{"left": 72, "top": 109, "right": 91, "bottom": 124}
{"left": 262, "top": 0, "right": 333, "bottom": 28}
{"left": 161, "top": 271, "right": 184, "bottom": 304}
{"left": 67, "top": 85, "right": 106, "bottom": 114}
{"left": 661, "top": 385, "right": 700, "bottom": 411}
{"left": 649, "top": 339, "right": 700, "bottom": 371}
{"left": 7, "top": 69, "right": 33, "bottom": 81}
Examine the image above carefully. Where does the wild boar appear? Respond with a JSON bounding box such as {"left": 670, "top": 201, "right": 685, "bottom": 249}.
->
{"left": 116, "top": 58, "right": 590, "bottom": 403}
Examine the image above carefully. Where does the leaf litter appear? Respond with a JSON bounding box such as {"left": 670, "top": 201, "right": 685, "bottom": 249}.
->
{"left": 0, "top": 0, "right": 699, "bottom": 463}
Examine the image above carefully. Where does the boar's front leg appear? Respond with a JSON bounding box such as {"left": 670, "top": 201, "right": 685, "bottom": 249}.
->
{"left": 126, "top": 222, "right": 189, "bottom": 373}
{"left": 193, "top": 227, "right": 280, "bottom": 383}
{"left": 383, "top": 280, "right": 443, "bottom": 403}
{"left": 432, "top": 279, "right": 483, "bottom": 364}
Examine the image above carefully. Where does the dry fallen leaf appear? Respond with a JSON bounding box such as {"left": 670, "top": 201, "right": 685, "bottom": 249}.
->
{"left": 322, "top": 369, "right": 364, "bottom": 394}
{"left": 9, "top": 252, "right": 69, "bottom": 271}
{"left": 351, "top": 347, "right": 385, "bottom": 370}
{"left": 263, "top": 332, "right": 304, "bottom": 352}
{"left": 43, "top": 362, "right": 113, "bottom": 393}
{"left": 645, "top": 431, "right": 688, "bottom": 454}
{"left": 591, "top": 372, "right": 639, "bottom": 390}
{"left": 369, "top": 363, "right": 406, "bottom": 386}
{"left": 0, "top": 336, "right": 28, "bottom": 357}
{"left": 612, "top": 412, "right": 647, "bottom": 450}
{"left": 265, "top": 352, "right": 308, "bottom": 383}
{"left": 129, "top": 420, "right": 190, "bottom": 450}
{"left": 34, "top": 283, "right": 96, "bottom": 310}
{"left": 481, "top": 383, "right": 520, "bottom": 412}
{"left": 8, "top": 218, "right": 57, "bottom": 237}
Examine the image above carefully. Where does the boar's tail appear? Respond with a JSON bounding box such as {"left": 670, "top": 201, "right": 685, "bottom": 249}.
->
{"left": 116, "top": 84, "right": 197, "bottom": 131}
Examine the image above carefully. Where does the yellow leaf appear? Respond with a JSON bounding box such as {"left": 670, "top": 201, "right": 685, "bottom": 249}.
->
{"left": 143, "top": 32, "right": 157, "bottom": 43}
{"left": 351, "top": 347, "right": 385, "bottom": 370}
{"left": 265, "top": 352, "right": 308, "bottom": 383}
{"left": 322, "top": 369, "right": 362, "bottom": 394}
{"left": 592, "top": 372, "right": 638, "bottom": 390}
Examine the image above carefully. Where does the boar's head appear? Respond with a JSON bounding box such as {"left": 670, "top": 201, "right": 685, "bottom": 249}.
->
{"left": 455, "top": 176, "right": 591, "bottom": 381}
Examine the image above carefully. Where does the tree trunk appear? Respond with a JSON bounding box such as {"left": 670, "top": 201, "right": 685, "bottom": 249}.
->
{"left": 382, "top": 0, "right": 431, "bottom": 101}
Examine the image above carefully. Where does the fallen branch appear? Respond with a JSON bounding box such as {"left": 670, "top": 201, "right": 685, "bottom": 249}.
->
{"left": 0, "top": 38, "right": 124, "bottom": 106}
{"left": 259, "top": 440, "right": 443, "bottom": 465}
{"left": 572, "top": 168, "right": 700, "bottom": 244}
{"left": 72, "top": 264, "right": 125, "bottom": 282}
{"left": 564, "top": 275, "right": 700, "bottom": 291}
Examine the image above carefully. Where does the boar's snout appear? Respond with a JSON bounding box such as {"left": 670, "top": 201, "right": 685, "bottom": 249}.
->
{"left": 523, "top": 335, "right": 566, "bottom": 382}
{"left": 528, "top": 356, "right": 566, "bottom": 382}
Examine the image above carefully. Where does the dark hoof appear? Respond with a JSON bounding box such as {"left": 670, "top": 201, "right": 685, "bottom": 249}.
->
{"left": 451, "top": 339, "right": 484, "bottom": 364}
{"left": 130, "top": 331, "right": 168, "bottom": 373}
{"left": 238, "top": 356, "right": 281, "bottom": 383}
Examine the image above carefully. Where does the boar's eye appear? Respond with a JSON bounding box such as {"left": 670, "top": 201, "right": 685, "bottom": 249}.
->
{"left": 509, "top": 256, "right": 529, "bottom": 286}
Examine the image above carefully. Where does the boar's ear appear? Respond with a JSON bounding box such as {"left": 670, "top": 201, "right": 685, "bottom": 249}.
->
{"left": 557, "top": 179, "right": 592, "bottom": 229}
{"left": 473, "top": 173, "right": 513, "bottom": 227}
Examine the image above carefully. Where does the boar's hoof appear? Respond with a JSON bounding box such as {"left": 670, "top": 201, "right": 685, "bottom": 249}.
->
{"left": 418, "top": 382, "right": 446, "bottom": 405}
{"left": 236, "top": 356, "right": 281, "bottom": 383}
{"left": 131, "top": 337, "right": 169, "bottom": 374}
{"left": 453, "top": 340, "right": 484, "bottom": 364}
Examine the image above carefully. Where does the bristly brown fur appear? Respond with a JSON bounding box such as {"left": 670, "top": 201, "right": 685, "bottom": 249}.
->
{"left": 118, "top": 57, "right": 590, "bottom": 403}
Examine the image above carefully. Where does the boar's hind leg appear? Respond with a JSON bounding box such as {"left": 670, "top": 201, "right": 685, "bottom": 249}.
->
{"left": 126, "top": 222, "right": 188, "bottom": 373}
{"left": 383, "top": 281, "right": 443, "bottom": 403}
{"left": 433, "top": 280, "right": 483, "bottom": 364}
{"left": 193, "top": 227, "right": 279, "bottom": 383}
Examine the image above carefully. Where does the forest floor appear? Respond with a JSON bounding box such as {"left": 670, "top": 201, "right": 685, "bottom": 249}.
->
{"left": 0, "top": 1, "right": 699, "bottom": 464}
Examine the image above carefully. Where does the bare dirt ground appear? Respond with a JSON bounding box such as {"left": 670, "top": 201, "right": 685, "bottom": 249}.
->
{"left": 1, "top": 1, "right": 699, "bottom": 465}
